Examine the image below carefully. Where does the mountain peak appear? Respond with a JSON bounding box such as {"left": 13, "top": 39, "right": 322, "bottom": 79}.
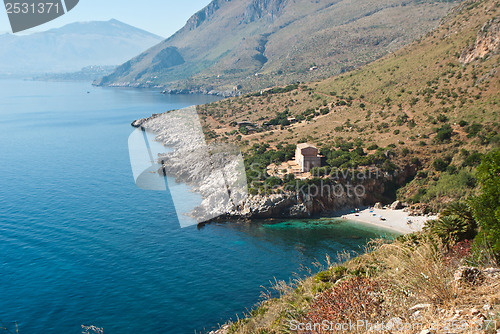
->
{"left": 0, "top": 20, "right": 164, "bottom": 74}
{"left": 44, "top": 20, "right": 163, "bottom": 40}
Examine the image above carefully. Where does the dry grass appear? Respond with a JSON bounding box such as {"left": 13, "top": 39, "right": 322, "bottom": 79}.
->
{"left": 216, "top": 235, "right": 499, "bottom": 334}
{"left": 377, "top": 238, "right": 458, "bottom": 305}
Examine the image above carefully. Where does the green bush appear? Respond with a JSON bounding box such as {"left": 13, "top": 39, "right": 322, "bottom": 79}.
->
{"left": 433, "top": 158, "right": 450, "bottom": 171}
{"left": 435, "top": 124, "right": 454, "bottom": 142}
{"left": 320, "top": 107, "right": 330, "bottom": 115}
{"left": 472, "top": 149, "right": 500, "bottom": 260}
{"left": 265, "top": 177, "right": 283, "bottom": 187}
{"left": 466, "top": 123, "right": 482, "bottom": 138}
{"left": 437, "top": 114, "right": 449, "bottom": 123}
{"left": 315, "top": 271, "right": 334, "bottom": 283}
{"left": 463, "top": 152, "right": 483, "bottom": 167}
{"left": 332, "top": 265, "right": 348, "bottom": 280}
{"left": 421, "top": 169, "right": 476, "bottom": 203}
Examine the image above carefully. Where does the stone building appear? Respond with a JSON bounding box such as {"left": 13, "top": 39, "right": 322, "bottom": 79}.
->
{"left": 295, "top": 143, "right": 321, "bottom": 172}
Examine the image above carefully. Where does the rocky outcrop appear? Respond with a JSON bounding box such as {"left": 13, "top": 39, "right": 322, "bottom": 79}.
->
{"left": 136, "top": 107, "right": 249, "bottom": 225}
{"left": 391, "top": 200, "right": 403, "bottom": 210}
{"left": 460, "top": 17, "right": 499, "bottom": 63}
{"left": 161, "top": 88, "right": 241, "bottom": 98}
{"left": 184, "top": 0, "right": 229, "bottom": 31}
{"left": 453, "top": 266, "right": 485, "bottom": 286}
{"left": 131, "top": 113, "right": 162, "bottom": 128}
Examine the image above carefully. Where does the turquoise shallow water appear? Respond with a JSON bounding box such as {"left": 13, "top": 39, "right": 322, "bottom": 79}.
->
{"left": 0, "top": 80, "right": 396, "bottom": 334}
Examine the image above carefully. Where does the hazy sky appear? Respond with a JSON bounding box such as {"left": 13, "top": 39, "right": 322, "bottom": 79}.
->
{"left": 0, "top": 0, "right": 212, "bottom": 37}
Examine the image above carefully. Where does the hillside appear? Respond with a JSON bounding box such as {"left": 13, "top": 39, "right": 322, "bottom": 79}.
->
{"left": 96, "top": 0, "right": 458, "bottom": 95}
{"left": 0, "top": 19, "right": 163, "bottom": 74}
{"left": 195, "top": 0, "right": 499, "bottom": 210}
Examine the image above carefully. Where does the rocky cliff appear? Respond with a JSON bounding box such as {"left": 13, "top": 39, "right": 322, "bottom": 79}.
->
{"left": 460, "top": 17, "right": 499, "bottom": 63}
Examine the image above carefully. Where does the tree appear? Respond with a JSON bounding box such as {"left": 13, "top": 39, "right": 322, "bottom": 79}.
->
{"left": 435, "top": 124, "right": 454, "bottom": 142}
{"left": 472, "top": 149, "right": 500, "bottom": 260}
{"left": 433, "top": 158, "right": 450, "bottom": 171}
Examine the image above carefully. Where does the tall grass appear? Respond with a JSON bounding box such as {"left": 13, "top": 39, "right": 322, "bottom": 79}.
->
{"left": 378, "top": 238, "right": 457, "bottom": 304}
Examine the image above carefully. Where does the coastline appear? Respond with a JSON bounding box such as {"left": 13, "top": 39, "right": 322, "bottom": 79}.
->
{"left": 131, "top": 112, "right": 432, "bottom": 233}
{"left": 340, "top": 207, "right": 437, "bottom": 234}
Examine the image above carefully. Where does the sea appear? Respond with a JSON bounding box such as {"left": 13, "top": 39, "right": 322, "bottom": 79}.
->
{"left": 0, "top": 80, "right": 397, "bottom": 334}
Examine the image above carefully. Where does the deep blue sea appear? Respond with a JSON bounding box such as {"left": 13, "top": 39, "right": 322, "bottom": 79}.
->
{"left": 0, "top": 80, "right": 396, "bottom": 334}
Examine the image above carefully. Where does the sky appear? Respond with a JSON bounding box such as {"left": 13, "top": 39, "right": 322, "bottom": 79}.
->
{"left": 0, "top": 0, "right": 213, "bottom": 37}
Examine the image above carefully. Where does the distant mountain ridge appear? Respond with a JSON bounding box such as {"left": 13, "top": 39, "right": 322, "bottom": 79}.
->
{"left": 0, "top": 19, "right": 164, "bottom": 74}
{"left": 96, "top": 0, "right": 460, "bottom": 95}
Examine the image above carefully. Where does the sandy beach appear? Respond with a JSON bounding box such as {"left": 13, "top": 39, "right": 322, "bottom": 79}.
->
{"left": 342, "top": 208, "right": 438, "bottom": 234}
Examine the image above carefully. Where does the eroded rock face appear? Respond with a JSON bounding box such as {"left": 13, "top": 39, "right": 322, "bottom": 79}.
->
{"left": 460, "top": 17, "right": 499, "bottom": 64}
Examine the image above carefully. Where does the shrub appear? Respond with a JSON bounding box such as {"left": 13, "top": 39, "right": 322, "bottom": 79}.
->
{"left": 421, "top": 169, "right": 476, "bottom": 203}
{"left": 332, "top": 265, "right": 348, "bottom": 280}
{"left": 466, "top": 123, "right": 482, "bottom": 138}
{"left": 314, "top": 271, "right": 333, "bottom": 283}
{"left": 239, "top": 126, "right": 249, "bottom": 135}
{"left": 433, "top": 158, "right": 450, "bottom": 171}
{"left": 444, "top": 240, "right": 473, "bottom": 266}
{"left": 435, "top": 124, "right": 454, "bottom": 142}
{"left": 437, "top": 114, "right": 449, "bottom": 123}
{"left": 417, "top": 171, "right": 428, "bottom": 178}
{"left": 463, "top": 152, "right": 483, "bottom": 167}
{"left": 396, "top": 114, "right": 408, "bottom": 125}
{"left": 265, "top": 177, "right": 283, "bottom": 187}
{"left": 472, "top": 149, "right": 500, "bottom": 260}
{"left": 446, "top": 164, "right": 457, "bottom": 174}
{"left": 410, "top": 157, "right": 421, "bottom": 166}
{"left": 302, "top": 278, "right": 383, "bottom": 329}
